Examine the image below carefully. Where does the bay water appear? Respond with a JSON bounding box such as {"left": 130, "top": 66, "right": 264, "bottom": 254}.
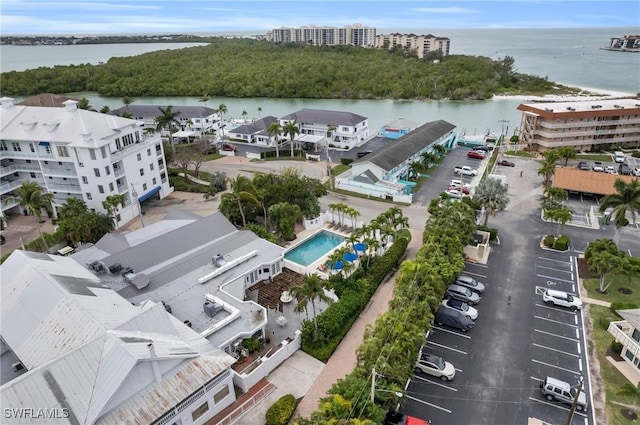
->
{"left": 2, "top": 27, "right": 638, "bottom": 135}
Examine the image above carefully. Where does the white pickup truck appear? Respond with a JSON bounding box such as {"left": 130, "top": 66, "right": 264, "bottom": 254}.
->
{"left": 454, "top": 165, "right": 478, "bottom": 176}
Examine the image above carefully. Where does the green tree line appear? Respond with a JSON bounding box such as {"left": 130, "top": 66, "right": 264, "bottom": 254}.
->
{"left": 0, "top": 38, "right": 572, "bottom": 100}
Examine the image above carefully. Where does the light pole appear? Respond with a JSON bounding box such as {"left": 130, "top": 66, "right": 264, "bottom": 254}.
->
{"left": 564, "top": 378, "right": 584, "bottom": 425}
{"left": 370, "top": 368, "right": 403, "bottom": 403}
{"left": 130, "top": 183, "right": 145, "bottom": 228}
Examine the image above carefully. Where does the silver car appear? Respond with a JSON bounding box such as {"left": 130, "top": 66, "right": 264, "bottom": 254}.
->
{"left": 445, "top": 284, "right": 481, "bottom": 305}
{"left": 455, "top": 275, "right": 486, "bottom": 293}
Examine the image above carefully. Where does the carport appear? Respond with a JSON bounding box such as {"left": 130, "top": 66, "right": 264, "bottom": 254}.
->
{"left": 138, "top": 186, "right": 161, "bottom": 203}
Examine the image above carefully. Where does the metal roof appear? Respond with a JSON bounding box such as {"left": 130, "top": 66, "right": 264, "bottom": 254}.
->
{"left": 109, "top": 104, "right": 218, "bottom": 119}
{"left": 228, "top": 116, "right": 278, "bottom": 135}
{"left": 357, "top": 120, "right": 455, "bottom": 171}
{"left": 618, "top": 308, "right": 640, "bottom": 330}
{"left": 280, "top": 108, "right": 367, "bottom": 126}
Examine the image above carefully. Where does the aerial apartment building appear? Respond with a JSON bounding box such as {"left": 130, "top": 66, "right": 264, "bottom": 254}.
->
{"left": 266, "top": 23, "right": 376, "bottom": 46}
{"left": 374, "top": 33, "right": 451, "bottom": 58}
{"left": 517, "top": 98, "right": 640, "bottom": 152}
{"left": 0, "top": 97, "right": 172, "bottom": 227}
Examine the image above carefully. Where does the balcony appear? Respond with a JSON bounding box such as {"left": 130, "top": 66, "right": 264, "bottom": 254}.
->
{"left": 0, "top": 163, "right": 41, "bottom": 177}
{"left": 1, "top": 196, "right": 19, "bottom": 211}
{"left": 608, "top": 321, "right": 640, "bottom": 359}
{"left": 47, "top": 183, "right": 81, "bottom": 193}
{"left": 0, "top": 180, "right": 22, "bottom": 195}
{"left": 42, "top": 167, "right": 77, "bottom": 177}
{"left": 110, "top": 135, "right": 161, "bottom": 161}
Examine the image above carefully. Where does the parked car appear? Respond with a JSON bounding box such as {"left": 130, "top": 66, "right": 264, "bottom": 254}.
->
{"left": 455, "top": 275, "right": 486, "bottom": 293}
{"left": 542, "top": 289, "right": 582, "bottom": 311}
{"left": 448, "top": 185, "right": 470, "bottom": 194}
{"left": 414, "top": 354, "right": 456, "bottom": 381}
{"left": 434, "top": 307, "right": 475, "bottom": 332}
{"left": 540, "top": 376, "right": 588, "bottom": 411}
{"left": 497, "top": 160, "right": 515, "bottom": 167}
{"left": 384, "top": 412, "right": 432, "bottom": 425}
{"left": 445, "top": 284, "right": 481, "bottom": 305}
{"left": 454, "top": 165, "right": 478, "bottom": 176}
{"left": 441, "top": 298, "right": 478, "bottom": 320}
{"left": 221, "top": 143, "right": 237, "bottom": 152}
{"left": 633, "top": 168, "right": 640, "bottom": 177}
{"left": 444, "top": 189, "right": 463, "bottom": 199}
{"left": 303, "top": 142, "right": 315, "bottom": 151}
{"left": 619, "top": 163, "right": 632, "bottom": 175}
{"left": 577, "top": 161, "right": 589, "bottom": 171}
{"left": 449, "top": 179, "right": 471, "bottom": 191}
{"left": 614, "top": 150, "right": 626, "bottom": 163}
{"left": 473, "top": 145, "right": 490, "bottom": 152}
{"left": 592, "top": 161, "right": 604, "bottom": 172}
{"left": 467, "top": 150, "right": 486, "bottom": 159}
{"left": 605, "top": 165, "right": 616, "bottom": 174}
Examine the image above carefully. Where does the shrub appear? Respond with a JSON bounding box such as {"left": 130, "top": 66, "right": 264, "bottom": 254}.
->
{"left": 543, "top": 235, "right": 555, "bottom": 248}
{"left": 553, "top": 235, "right": 569, "bottom": 251}
{"left": 241, "top": 337, "right": 260, "bottom": 353}
{"left": 610, "top": 301, "right": 640, "bottom": 313}
{"left": 477, "top": 225, "right": 498, "bottom": 241}
{"left": 340, "top": 158, "right": 354, "bottom": 166}
{"left": 265, "top": 394, "right": 297, "bottom": 425}
{"left": 599, "top": 315, "right": 618, "bottom": 330}
{"left": 631, "top": 150, "right": 640, "bottom": 158}
{"left": 611, "top": 340, "right": 623, "bottom": 355}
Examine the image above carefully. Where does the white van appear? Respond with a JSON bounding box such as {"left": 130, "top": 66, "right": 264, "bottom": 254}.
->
{"left": 56, "top": 246, "right": 75, "bottom": 256}
{"left": 614, "top": 151, "right": 625, "bottom": 163}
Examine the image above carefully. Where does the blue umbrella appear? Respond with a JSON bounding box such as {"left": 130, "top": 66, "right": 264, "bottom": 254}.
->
{"left": 343, "top": 252, "right": 358, "bottom": 262}
{"left": 354, "top": 242, "right": 368, "bottom": 252}
{"left": 328, "top": 260, "right": 344, "bottom": 270}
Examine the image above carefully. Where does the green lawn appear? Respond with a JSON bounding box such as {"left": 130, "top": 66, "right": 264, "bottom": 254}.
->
{"left": 588, "top": 305, "right": 640, "bottom": 424}
{"left": 575, "top": 153, "right": 614, "bottom": 162}
{"left": 583, "top": 274, "right": 640, "bottom": 305}
{"left": 504, "top": 150, "right": 534, "bottom": 158}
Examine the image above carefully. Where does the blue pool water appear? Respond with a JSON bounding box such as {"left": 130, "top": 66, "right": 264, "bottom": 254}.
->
{"left": 284, "top": 230, "right": 345, "bottom": 266}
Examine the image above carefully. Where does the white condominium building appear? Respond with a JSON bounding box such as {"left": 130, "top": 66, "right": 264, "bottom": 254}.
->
{"left": 0, "top": 97, "right": 173, "bottom": 227}
{"left": 374, "top": 33, "right": 450, "bottom": 58}
{"left": 267, "top": 23, "right": 376, "bottom": 46}
{"left": 517, "top": 98, "right": 640, "bottom": 152}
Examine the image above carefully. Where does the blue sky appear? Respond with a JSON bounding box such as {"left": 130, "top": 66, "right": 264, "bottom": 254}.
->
{"left": 1, "top": 1, "right": 638, "bottom": 35}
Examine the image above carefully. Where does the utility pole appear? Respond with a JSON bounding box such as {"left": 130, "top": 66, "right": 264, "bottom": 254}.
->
{"left": 130, "top": 183, "right": 145, "bottom": 228}
{"left": 370, "top": 368, "right": 376, "bottom": 403}
{"left": 564, "top": 378, "right": 584, "bottom": 425}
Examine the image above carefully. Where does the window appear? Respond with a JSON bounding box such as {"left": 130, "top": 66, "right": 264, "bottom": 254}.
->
{"left": 57, "top": 146, "right": 70, "bottom": 157}
{"left": 94, "top": 168, "right": 100, "bottom": 177}
{"left": 29, "top": 143, "right": 35, "bottom": 153}
{"left": 214, "top": 385, "right": 230, "bottom": 404}
{"left": 158, "top": 158, "right": 165, "bottom": 169}
{"left": 101, "top": 146, "right": 107, "bottom": 159}
{"left": 191, "top": 402, "right": 209, "bottom": 422}
{"left": 86, "top": 193, "right": 93, "bottom": 200}
{"left": 82, "top": 176, "right": 88, "bottom": 184}
{"left": 105, "top": 166, "right": 111, "bottom": 175}
{"left": 98, "top": 185, "right": 104, "bottom": 194}
{"left": 109, "top": 182, "right": 114, "bottom": 192}
{"left": 137, "top": 153, "right": 142, "bottom": 161}
{"left": 139, "top": 168, "right": 144, "bottom": 176}
{"left": 150, "top": 163, "right": 154, "bottom": 171}
{"left": 147, "top": 148, "right": 152, "bottom": 156}
{"left": 45, "top": 145, "right": 51, "bottom": 154}
{"left": 155, "top": 143, "right": 161, "bottom": 153}
{"left": 160, "top": 172, "right": 166, "bottom": 182}
{"left": 12, "top": 142, "right": 21, "bottom": 152}
{"left": 89, "top": 149, "right": 96, "bottom": 160}
{"left": 152, "top": 177, "right": 157, "bottom": 185}
{"left": 30, "top": 173, "right": 36, "bottom": 178}
{"left": 0, "top": 141, "right": 7, "bottom": 151}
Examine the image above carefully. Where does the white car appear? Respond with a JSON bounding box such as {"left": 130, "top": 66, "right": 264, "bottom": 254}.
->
{"left": 605, "top": 165, "right": 617, "bottom": 174}
{"left": 449, "top": 179, "right": 472, "bottom": 190}
{"left": 414, "top": 354, "right": 456, "bottom": 381}
{"left": 633, "top": 168, "right": 640, "bottom": 177}
{"left": 444, "top": 189, "right": 463, "bottom": 199}
{"left": 542, "top": 289, "right": 582, "bottom": 311}
{"left": 442, "top": 298, "right": 479, "bottom": 320}
{"left": 592, "top": 161, "right": 604, "bottom": 172}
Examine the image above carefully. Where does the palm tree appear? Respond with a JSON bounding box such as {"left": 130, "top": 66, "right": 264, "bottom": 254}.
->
{"left": 599, "top": 179, "right": 640, "bottom": 242}
{"left": 241, "top": 110, "right": 248, "bottom": 122}
{"left": 267, "top": 121, "right": 282, "bottom": 158}
{"left": 13, "top": 181, "right": 54, "bottom": 250}
{"left": 257, "top": 106, "right": 262, "bottom": 118}
{"left": 155, "top": 105, "right": 182, "bottom": 154}
{"left": 542, "top": 186, "right": 568, "bottom": 210}
{"left": 585, "top": 239, "right": 628, "bottom": 292}
{"left": 230, "top": 175, "right": 260, "bottom": 228}
{"left": 537, "top": 150, "right": 560, "bottom": 188}
{"left": 617, "top": 382, "right": 640, "bottom": 415}
{"left": 283, "top": 121, "right": 299, "bottom": 157}
{"left": 421, "top": 151, "right": 438, "bottom": 168}
{"left": 102, "top": 194, "right": 126, "bottom": 229}
{"left": 290, "top": 273, "right": 333, "bottom": 332}
{"left": 217, "top": 103, "right": 228, "bottom": 137}
{"left": 543, "top": 206, "right": 573, "bottom": 236}
{"left": 432, "top": 144, "right": 446, "bottom": 158}
{"left": 122, "top": 96, "right": 134, "bottom": 114}
{"left": 326, "top": 124, "right": 337, "bottom": 148}
{"left": 472, "top": 177, "right": 510, "bottom": 226}
{"left": 557, "top": 146, "right": 577, "bottom": 166}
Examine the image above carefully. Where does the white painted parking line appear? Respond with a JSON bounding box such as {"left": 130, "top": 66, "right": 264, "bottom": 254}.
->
{"left": 534, "top": 316, "right": 579, "bottom": 328}
{"left": 537, "top": 265, "right": 573, "bottom": 275}
{"left": 413, "top": 375, "right": 458, "bottom": 392}
{"left": 574, "top": 315, "right": 578, "bottom": 326}
{"left": 532, "top": 358, "right": 581, "bottom": 375}
{"left": 406, "top": 395, "right": 452, "bottom": 413}
{"left": 528, "top": 397, "right": 588, "bottom": 417}
{"left": 579, "top": 358, "right": 583, "bottom": 372}
{"left": 536, "top": 273, "right": 576, "bottom": 284}
{"left": 465, "top": 262, "right": 488, "bottom": 269}
{"left": 533, "top": 329, "right": 580, "bottom": 342}
{"left": 530, "top": 376, "right": 543, "bottom": 383}
{"left": 455, "top": 368, "right": 464, "bottom": 373}
{"left": 426, "top": 340, "right": 468, "bottom": 355}
{"left": 431, "top": 326, "right": 472, "bottom": 339}
{"left": 576, "top": 328, "right": 580, "bottom": 339}
{"left": 532, "top": 343, "right": 579, "bottom": 358}
{"left": 460, "top": 271, "right": 487, "bottom": 278}
{"left": 535, "top": 303, "right": 578, "bottom": 316}
{"left": 537, "top": 256, "right": 572, "bottom": 264}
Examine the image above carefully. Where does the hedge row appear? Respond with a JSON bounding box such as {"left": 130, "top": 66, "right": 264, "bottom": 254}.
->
{"left": 265, "top": 394, "right": 297, "bottom": 425}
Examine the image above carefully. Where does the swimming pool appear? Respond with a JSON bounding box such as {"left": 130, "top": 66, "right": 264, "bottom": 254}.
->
{"left": 284, "top": 230, "right": 345, "bottom": 266}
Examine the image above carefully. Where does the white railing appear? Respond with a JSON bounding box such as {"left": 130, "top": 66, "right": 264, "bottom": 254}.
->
{"left": 48, "top": 183, "right": 81, "bottom": 192}
{"left": 0, "top": 163, "right": 41, "bottom": 175}
{"left": 608, "top": 321, "right": 640, "bottom": 359}
{"left": 0, "top": 180, "right": 22, "bottom": 194}
{"left": 42, "top": 167, "right": 77, "bottom": 176}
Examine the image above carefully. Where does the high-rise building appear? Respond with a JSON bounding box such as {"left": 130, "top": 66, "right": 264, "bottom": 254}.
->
{"left": 374, "top": 33, "right": 451, "bottom": 58}
{"left": 266, "top": 23, "right": 376, "bottom": 47}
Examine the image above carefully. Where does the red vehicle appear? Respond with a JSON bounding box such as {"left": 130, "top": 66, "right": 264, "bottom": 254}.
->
{"left": 467, "top": 150, "right": 485, "bottom": 159}
{"left": 221, "top": 143, "right": 237, "bottom": 152}
{"left": 448, "top": 185, "right": 470, "bottom": 194}
{"left": 497, "top": 160, "right": 515, "bottom": 167}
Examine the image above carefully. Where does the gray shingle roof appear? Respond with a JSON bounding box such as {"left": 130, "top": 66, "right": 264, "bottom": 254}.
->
{"left": 359, "top": 120, "right": 455, "bottom": 171}
{"left": 280, "top": 108, "right": 367, "bottom": 126}
{"left": 109, "top": 105, "right": 218, "bottom": 118}
{"left": 618, "top": 308, "right": 640, "bottom": 330}
{"left": 229, "top": 116, "right": 278, "bottom": 135}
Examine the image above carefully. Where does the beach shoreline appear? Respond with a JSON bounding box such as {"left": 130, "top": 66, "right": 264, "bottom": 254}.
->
{"left": 493, "top": 86, "right": 636, "bottom": 103}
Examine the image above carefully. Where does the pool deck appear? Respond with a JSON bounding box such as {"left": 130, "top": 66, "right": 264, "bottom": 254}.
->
{"left": 283, "top": 224, "right": 357, "bottom": 278}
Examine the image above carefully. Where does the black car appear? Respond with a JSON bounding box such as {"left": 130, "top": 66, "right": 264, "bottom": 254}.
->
{"left": 619, "top": 163, "right": 632, "bottom": 175}
{"left": 577, "top": 161, "right": 589, "bottom": 171}
{"left": 434, "top": 307, "right": 474, "bottom": 332}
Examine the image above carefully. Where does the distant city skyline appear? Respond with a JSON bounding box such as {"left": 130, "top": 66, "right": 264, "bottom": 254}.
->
{"left": 1, "top": 1, "right": 638, "bottom": 36}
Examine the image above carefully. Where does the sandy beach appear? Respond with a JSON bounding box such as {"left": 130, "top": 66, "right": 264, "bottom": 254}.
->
{"left": 493, "top": 86, "right": 637, "bottom": 103}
